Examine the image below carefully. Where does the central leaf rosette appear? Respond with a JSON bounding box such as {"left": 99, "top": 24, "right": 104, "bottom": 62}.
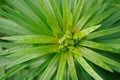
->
{"left": 59, "top": 31, "right": 80, "bottom": 54}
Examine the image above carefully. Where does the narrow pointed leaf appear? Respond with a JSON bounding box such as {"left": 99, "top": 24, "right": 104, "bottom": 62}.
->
{"left": 1, "top": 35, "right": 58, "bottom": 44}
{"left": 36, "top": 0, "right": 62, "bottom": 34}
{"left": 76, "top": 25, "right": 101, "bottom": 39}
{"left": 73, "top": 0, "right": 84, "bottom": 25}
{"left": 0, "top": 44, "right": 32, "bottom": 56}
{"left": 0, "top": 18, "right": 31, "bottom": 34}
{"left": 62, "top": 0, "right": 73, "bottom": 31}
{"left": 74, "top": 56, "right": 103, "bottom": 80}
{"left": 39, "top": 54, "right": 59, "bottom": 80}
{"left": 82, "top": 47, "right": 120, "bottom": 72}
{"left": 79, "top": 40, "right": 120, "bottom": 53}
{"left": 49, "top": 0, "right": 63, "bottom": 30}
{"left": 85, "top": 7, "right": 117, "bottom": 28}
{"left": 74, "top": 0, "right": 96, "bottom": 31}
{"left": 7, "top": 45, "right": 58, "bottom": 57}
{"left": 67, "top": 53, "right": 78, "bottom": 80}
{"left": 86, "top": 26, "right": 120, "bottom": 39}
{"left": 80, "top": 47, "right": 113, "bottom": 72}
{"left": 0, "top": 65, "right": 25, "bottom": 79}
{"left": 56, "top": 53, "right": 67, "bottom": 80}
{"left": 24, "top": 58, "right": 51, "bottom": 80}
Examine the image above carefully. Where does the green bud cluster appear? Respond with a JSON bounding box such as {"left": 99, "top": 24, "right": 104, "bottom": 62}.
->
{"left": 59, "top": 31, "right": 79, "bottom": 52}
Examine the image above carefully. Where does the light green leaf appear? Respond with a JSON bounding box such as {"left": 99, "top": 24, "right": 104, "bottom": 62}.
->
{"left": 0, "top": 18, "right": 32, "bottom": 34}
{"left": 0, "top": 44, "right": 32, "bottom": 56}
{"left": 67, "top": 53, "right": 78, "bottom": 80}
{"left": 36, "top": 0, "right": 62, "bottom": 34}
{"left": 73, "top": 0, "right": 84, "bottom": 25}
{"left": 104, "top": 44, "right": 120, "bottom": 49}
{"left": 1, "top": 35, "right": 58, "bottom": 44}
{"left": 24, "top": 58, "right": 51, "bottom": 80}
{"left": 0, "top": 42, "right": 23, "bottom": 48}
{"left": 86, "top": 26, "right": 120, "bottom": 39}
{"left": 6, "top": 54, "right": 40, "bottom": 69}
{"left": 73, "top": 0, "right": 96, "bottom": 31}
{"left": 0, "top": 67, "right": 5, "bottom": 77}
{"left": 48, "top": 0, "right": 63, "bottom": 30}
{"left": 79, "top": 40, "right": 120, "bottom": 53}
{"left": 74, "top": 56, "right": 103, "bottom": 80}
{"left": 62, "top": 0, "right": 73, "bottom": 31}
{"left": 80, "top": 47, "right": 113, "bottom": 72}
{"left": 39, "top": 54, "right": 59, "bottom": 80}
{"left": 0, "top": 65, "right": 25, "bottom": 80}
{"left": 82, "top": 47, "right": 120, "bottom": 72}
{"left": 77, "top": 64, "right": 93, "bottom": 80}
{"left": 56, "top": 53, "right": 67, "bottom": 80}
{"left": 98, "top": 38, "right": 120, "bottom": 44}
{"left": 7, "top": 45, "right": 58, "bottom": 57}
{"left": 0, "top": 27, "right": 19, "bottom": 35}
{"left": 1, "top": 45, "right": 58, "bottom": 69}
{"left": 0, "top": 6, "right": 52, "bottom": 35}
{"left": 5, "top": 0, "right": 40, "bottom": 23}
{"left": 25, "top": 0, "right": 48, "bottom": 25}
{"left": 84, "top": 7, "right": 117, "bottom": 28}
{"left": 75, "top": 25, "right": 101, "bottom": 39}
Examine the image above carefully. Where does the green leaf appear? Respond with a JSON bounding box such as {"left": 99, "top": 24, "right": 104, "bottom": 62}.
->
{"left": 24, "top": 0, "right": 48, "bottom": 25}
{"left": 84, "top": 7, "right": 117, "bottom": 28}
{"left": 0, "top": 67, "right": 5, "bottom": 80}
{"left": 100, "top": 10, "right": 120, "bottom": 29}
{"left": 0, "top": 44, "right": 32, "bottom": 56}
{"left": 82, "top": 47, "right": 120, "bottom": 72}
{"left": 56, "top": 53, "right": 67, "bottom": 80}
{"left": 74, "top": 56, "right": 103, "bottom": 80}
{"left": 0, "top": 56, "right": 17, "bottom": 67}
{"left": 67, "top": 53, "right": 78, "bottom": 80}
{"left": 62, "top": 0, "right": 73, "bottom": 31}
{"left": 0, "top": 42, "right": 23, "bottom": 48}
{"left": 76, "top": 61, "right": 93, "bottom": 80}
{"left": 93, "top": 0, "right": 104, "bottom": 14}
{"left": 79, "top": 40, "right": 120, "bottom": 53}
{"left": 36, "top": 0, "right": 62, "bottom": 35}
{"left": 1, "top": 35, "right": 58, "bottom": 44}
{"left": 75, "top": 25, "right": 101, "bottom": 39}
{"left": 73, "top": 0, "right": 96, "bottom": 31}
{"left": 0, "top": 65, "right": 25, "bottom": 80}
{"left": 48, "top": 0, "right": 63, "bottom": 30}
{"left": 103, "top": 44, "right": 120, "bottom": 49}
{"left": 39, "top": 54, "right": 59, "bottom": 80}
{"left": 7, "top": 45, "right": 58, "bottom": 57}
{"left": 0, "top": 27, "right": 19, "bottom": 35}
{"left": 73, "top": 0, "right": 84, "bottom": 25}
{"left": 0, "top": 45, "right": 58, "bottom": 68}
{"left": 1, "top": 3, "right": 52, "bottom": 35}
{"left": 98, "top": 38, "right": 120, "bottom": 44}
{"left": 0, "top": 18, "right": 31, "bottom": 35}
{"left": 86, "top": 26, "right": 120, "bottom": 39}
{"left": 5, "top": 0, "right": 50, "bottom": 32}
{"left": 64, "top": 66, "right": 71, "bottom": 80}
{"left": 80, "top": 47, "right": 113, "bottom": 72}
{"left": 24, "top": 58, "right": 51, "bottom": 80}
{"left": 6, "top": 54, "right": 40, "bottom": 69}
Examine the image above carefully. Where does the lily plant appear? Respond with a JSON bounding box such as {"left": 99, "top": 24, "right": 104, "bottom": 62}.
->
{"left": 0, "top": 0, "right": 120, "bottom": 80}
